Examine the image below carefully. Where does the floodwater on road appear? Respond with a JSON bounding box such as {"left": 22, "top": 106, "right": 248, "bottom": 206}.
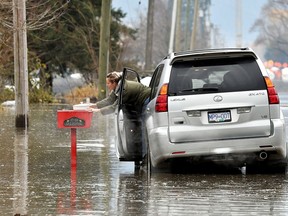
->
{"left": 1, "top": 103, "right": 288, "bottom": 215}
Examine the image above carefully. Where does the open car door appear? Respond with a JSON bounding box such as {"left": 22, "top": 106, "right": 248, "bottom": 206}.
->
{"left": 115, "top": 68, "right": 143, "bottom": 164}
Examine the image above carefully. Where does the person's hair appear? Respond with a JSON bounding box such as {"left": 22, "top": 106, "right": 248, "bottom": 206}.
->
{"left": 106, "top": 71, "right": 122, "bottom": 84}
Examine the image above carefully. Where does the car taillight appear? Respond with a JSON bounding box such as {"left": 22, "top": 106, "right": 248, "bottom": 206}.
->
{"left": 264, "top": 76, "right": 279, "bottom": 104}
{"left": 155, "top": 84, "right": 168, "bottom": 112}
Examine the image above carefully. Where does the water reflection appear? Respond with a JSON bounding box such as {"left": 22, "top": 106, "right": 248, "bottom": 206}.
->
{"left": 147, "top": 173, "right": 288, "bottom": 215}
{"left": 56, "top": 166, "right": 92, "bottom": 214}
{"left": 13, "top": 129, "right": 28, "bottom": 215}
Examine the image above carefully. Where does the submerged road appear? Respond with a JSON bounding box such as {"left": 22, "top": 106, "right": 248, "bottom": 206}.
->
{"left": 0, "top": 100, "right": 288, "bottom": 215}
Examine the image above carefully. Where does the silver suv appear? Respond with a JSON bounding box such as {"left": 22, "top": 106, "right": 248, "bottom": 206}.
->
{"left": 115, "top": 48, "right": 287, "bottom": 173}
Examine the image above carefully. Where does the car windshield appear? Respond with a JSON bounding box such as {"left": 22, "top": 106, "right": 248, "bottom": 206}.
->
{"left": 168, "top": 56, "right": 266, "bottom": 96}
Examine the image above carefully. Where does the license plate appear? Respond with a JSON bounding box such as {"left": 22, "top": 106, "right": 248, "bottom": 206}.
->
{"left": 208, "top": 111, "right": 231, "bottom": 123}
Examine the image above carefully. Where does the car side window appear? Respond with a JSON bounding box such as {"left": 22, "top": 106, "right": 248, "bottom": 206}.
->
{"left": 149, "top": 64, "right": 164, "bottom": 100}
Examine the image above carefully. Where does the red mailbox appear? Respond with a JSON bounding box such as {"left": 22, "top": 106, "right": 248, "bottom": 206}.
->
{"left": 57, "top": 110, "right": 93, "bottom": 129}
{"left": 57, "top": 110, "right": 93, "bottom": 168}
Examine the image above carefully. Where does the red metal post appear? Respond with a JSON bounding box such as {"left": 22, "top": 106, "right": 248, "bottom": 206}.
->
{"left": 70, "top": 128, "right": 77, "bottom": 168}
{"left": 70, "top": 128, "right": 77, "bottom": 211}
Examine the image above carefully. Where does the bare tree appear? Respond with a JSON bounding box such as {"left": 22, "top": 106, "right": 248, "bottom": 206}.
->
{"left": 251, "top": 0, "right": 288, "bottom": 60}
{"left": 0, "top": 2, "right": 13, "bottom": 88}
{"left": 1, "top": 0, "right": 68, "bottom": 30}
{"left": 119, "top": 0, "right": 213, "bottom": 73}
{"left": 0, "top": 0, "right": 68, "bottom": 88}
{"left": 120, "top": 0, "right": 170, "bottom": 73}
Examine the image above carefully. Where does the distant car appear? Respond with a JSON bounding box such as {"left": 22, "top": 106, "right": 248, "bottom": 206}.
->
{"left": 115, "top": 48, "right": 287, "bottom": 173}
{"left": 282, "top": 68, "right": 288, "bottom": 82}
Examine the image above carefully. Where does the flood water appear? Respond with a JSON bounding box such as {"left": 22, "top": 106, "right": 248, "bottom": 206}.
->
{"left": 1, "top": 101, "right": 288, "bottom": 215}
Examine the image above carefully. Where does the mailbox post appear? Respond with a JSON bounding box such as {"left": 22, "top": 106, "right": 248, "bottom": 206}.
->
{"left": 57, "top": 110, "right": 93, "bottom": 167}
{"left": 57, "top": 109, "right": 93, "bottom": 213}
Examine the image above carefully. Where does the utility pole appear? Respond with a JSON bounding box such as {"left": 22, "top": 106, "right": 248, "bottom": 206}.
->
{"left": 144, "top": 0, "right": 154, "bottom": 71}
{"left": 98, "top": 0, "right": 111, "bottom": 100}
{"left": 235, "top": 0, "right": 242, "bottom": 47}
{"left": 13, "top": 0, "right": 29, "bottom": 128}
{"left": 184, "top": 0, "right": 191, "bottom": 49}
{"left": 190, "top": 0, "right": 199, "bottom": 50}
{"left": 175, "top": 0, "right": 182, "bottom": 52}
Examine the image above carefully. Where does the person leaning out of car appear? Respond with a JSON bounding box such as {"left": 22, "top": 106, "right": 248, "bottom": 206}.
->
{"left": 88, "top": 71, "right": 151, "bottom": 115}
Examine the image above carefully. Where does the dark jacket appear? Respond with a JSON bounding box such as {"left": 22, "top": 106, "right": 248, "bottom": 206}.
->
{"left": 96, "top": 80, "right": 151, "bottom": 115}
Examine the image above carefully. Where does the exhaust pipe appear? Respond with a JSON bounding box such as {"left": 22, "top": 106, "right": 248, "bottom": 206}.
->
{"left": 259, "top": 151, "right": 268, "bottom": 160}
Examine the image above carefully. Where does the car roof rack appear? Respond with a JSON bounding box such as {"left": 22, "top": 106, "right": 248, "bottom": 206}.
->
{"left": 174, "top": 47, "right": 251, "bottom": 56}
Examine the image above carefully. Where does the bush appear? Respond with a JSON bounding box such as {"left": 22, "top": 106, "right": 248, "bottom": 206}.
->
{"left": 0, "top": 88, "right": 14, "bottom": 104}
{"left": 29, "top": 88, "right": 55, "bottom": 103}
{"left": 64, "top": 85, "right": 98, "bottom": 104}
{"left": 0, "top": 85, "right": 98, "bottom": 105}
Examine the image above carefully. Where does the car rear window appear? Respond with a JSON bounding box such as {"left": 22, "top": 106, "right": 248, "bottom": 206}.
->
{"left": 168, "top": 56, "right": 266, "bottom": 95}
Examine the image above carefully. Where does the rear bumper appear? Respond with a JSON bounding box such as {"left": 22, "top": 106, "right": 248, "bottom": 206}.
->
{"left": 148, "top": 119, "right": 287, "bottom": 167}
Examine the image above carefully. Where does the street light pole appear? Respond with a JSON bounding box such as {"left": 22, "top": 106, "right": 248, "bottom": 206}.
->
{"left": 13, "top": 0, "right": 29, "bottom": 128}
{"left": 168, "top": 0, "right": 177, "bottom": 53}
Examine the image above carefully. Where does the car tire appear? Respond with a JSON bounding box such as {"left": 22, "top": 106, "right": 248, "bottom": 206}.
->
{"left": 146, "top": 143, "right": 152, "bottom": 176}
{"left": 134, "top": 161, "right": 141, "bottom": 170}
{"left": 141, "top": 145, "right": 152, "bottom": 174}
{"left": 141, "top": 132, "right": 152, "bottom": 177}
{"left": 246, "top": 161, "right": 287, "bottom": 174}
{"left": 271, "top": 160, "right": 287, "bottom": 174}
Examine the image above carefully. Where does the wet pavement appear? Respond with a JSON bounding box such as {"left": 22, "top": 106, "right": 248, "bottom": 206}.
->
{"left": 1, "top": 101, "right": 288, "bottom": 215}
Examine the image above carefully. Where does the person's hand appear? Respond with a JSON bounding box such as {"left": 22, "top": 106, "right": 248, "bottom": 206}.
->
{"left": 87, "top": 107, "right": 100, "bottom": 113}
{"left": 92, "top": 108, "right": 100, "bottom": 113}
{"left": 88, "top": 104, "right": 96, "bottom": 108}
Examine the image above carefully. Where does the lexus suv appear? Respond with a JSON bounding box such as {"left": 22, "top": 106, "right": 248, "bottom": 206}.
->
{"left": 115, "top": 48, "right": 287, "bottom": 173}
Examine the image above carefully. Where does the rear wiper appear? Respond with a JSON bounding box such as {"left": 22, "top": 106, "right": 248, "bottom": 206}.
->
{"left": 179, "top": 87, "right": 219, "bottom": 93}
